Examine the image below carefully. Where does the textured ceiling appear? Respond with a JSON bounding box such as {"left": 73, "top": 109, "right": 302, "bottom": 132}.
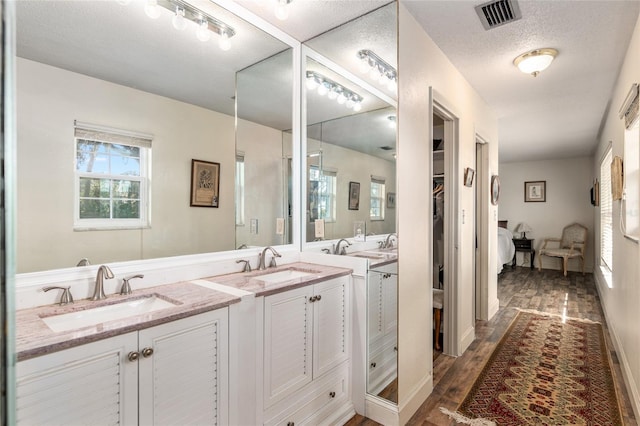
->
{"left": 404, "top": 0, "right": 640, "bottom": 163}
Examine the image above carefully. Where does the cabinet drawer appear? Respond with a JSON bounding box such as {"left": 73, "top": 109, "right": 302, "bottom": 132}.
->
{"left": 264, "top": 363, "right": 348, "bottom": 426}
{"left": 513, "top": 239, "right": 532, "bottom": 249}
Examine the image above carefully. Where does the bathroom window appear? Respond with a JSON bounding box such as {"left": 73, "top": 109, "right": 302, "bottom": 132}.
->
{"left": 236, "top": 153, "right": 245, "bottom": 226}
{"left": 74, "top": 122, "right": 151, "bottom": 230}
{"left": 623, "top": 118, "right": 640, "bottom": 240}
{"left": 600, "top": 146, "right": 613, "bottom": 275}
{"left": 309, "top": 166, "right": 337, "bottom": 222}
{"left": 370, "top": 176, "right": 386, "bottom": 221}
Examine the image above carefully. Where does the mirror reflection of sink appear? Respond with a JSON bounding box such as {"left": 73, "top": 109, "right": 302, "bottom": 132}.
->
{"left": 354, "top": 253, "right": 387, "bottom": 259}
{"left": 252, "top": 269, "right": 316, "bottom": 283}
{"left": 41, "top": 295, "right": 179, "bottom": 332}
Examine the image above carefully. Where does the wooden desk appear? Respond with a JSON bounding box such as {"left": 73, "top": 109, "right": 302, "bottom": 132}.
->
{"left": 512, "top": 238, "right": 535, "bottom": 269}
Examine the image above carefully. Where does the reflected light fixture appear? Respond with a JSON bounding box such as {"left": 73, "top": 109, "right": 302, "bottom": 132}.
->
{"left": 133, "top": 0, "right": 236, "bottom": 50}
{"left": 306, "top": 71, "right": 363, "bottom": 111}
{"left": 358, "top": 49, "right": 397, "bottom": 91}
{"left": 387, "top": 115, "right": 396, "bottom": 128}
{"left": 513, "top": 48, "right": 558, "bottom": 77}
{"left": 274, "top": 0, "right": 293, "bottom": 21}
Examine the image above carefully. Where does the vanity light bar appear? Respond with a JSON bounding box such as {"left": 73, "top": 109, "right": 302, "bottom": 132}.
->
{"left": 306, "top": 71, "right": 363, "bottom": 111}
{"left": 358, "top": 49, "right": 397, "bottom": 90}
{"left": 158, "top": 0, "right": 235, "bottom": 37}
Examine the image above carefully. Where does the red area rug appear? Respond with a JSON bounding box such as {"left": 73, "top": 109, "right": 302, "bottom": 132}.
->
{"left": 457, "top": 311, "right": 623, "bottom": 425}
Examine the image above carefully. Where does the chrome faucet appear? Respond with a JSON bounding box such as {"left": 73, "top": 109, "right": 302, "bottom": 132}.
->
{"left": 92, "top": 265, "right": 114, "bottom": 301}
{"left": 236, "top": 259, "right": 252, "bottom": 272}
{"left": 76, "top": 257, "right": 91, "bottom": 267}
{"left": 43, "top": 286, "right": 74, "bottom": 305}
{"left": 383, "top": 233, "right": 397, "bottom": 249}
{"left": 120, "top": 274, "right": 144, "bottom": 295}
{"left": 334, "top": 239, "right": 352, "bottom": 255}
{"left": 258, "top": 246, "right": 282, "bottom": 270}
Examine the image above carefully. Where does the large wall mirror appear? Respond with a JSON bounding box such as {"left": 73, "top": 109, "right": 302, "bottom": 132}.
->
{"left": 303, "top": 1, "right": 398, "bottom": 405}
{"left": 15, "top": 0, "right": 294, "bottom": 274}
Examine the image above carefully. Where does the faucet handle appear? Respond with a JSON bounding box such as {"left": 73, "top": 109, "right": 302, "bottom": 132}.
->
{"left": 43, "top": 286, "right": 74, "bottom": 305}
{"left": 236, "top": 259, "right": 252, "bottom": 272}
{"left": 120, "top": 274, "right": 144, "bottom": 295}
{"left": 269, "top": 256, "right": 278, "bottom": 268}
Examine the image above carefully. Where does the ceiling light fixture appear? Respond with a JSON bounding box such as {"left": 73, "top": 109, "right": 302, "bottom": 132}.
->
{"left": 387, "top": 115, "right": 396, "bottom": 128}
{"left": 513, "top": 48, "right": 558, "bottom": 77}
{"left": 306, "top": 71, "right": 363, "bottom": 111}
{"left": 274, "top": 0, "right": 293, "bottom": 21}
{"left": 136, "top": 0, "right": 236, "bottom": 50}
{"left": 358, "top": 49, "right": 397, "bottom": 92}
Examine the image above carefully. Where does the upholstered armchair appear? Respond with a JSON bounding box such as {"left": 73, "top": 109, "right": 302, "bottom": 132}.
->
{"left": 538, "top": 223, "right": 588, "bottom": 276}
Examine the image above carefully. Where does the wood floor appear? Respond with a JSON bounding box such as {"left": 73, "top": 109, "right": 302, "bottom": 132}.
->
{"left": 346, "top": 267, "right": 638, "bottom": 426}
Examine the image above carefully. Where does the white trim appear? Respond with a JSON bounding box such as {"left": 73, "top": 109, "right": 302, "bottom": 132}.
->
{"left": 365, "top": 394, "right": 400, "bottom": 426}
{"left": 74, "top": 120, "right": 153, "bottom": 142}
{"left": 397, "top": 371, "right": 434, "bottom": 424}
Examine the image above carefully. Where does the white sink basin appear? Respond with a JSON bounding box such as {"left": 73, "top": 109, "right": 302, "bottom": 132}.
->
{"left": 41, "top": 295, "right": 178, "bottom": 332}
{"left": 252, "top": 269, "right": 314, "bottom": 283}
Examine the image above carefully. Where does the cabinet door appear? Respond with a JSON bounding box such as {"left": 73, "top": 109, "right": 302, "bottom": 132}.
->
{"left": 138, "top": 309, "right": 229, "bottom": 426}
{"left": 313, "top": 277, "right": 348, "bottom": 378}
{"left": 16, "top": 332, "right": 138, "bottom": 426}
{"left": 383, "top": 273, "right": 398, "bottom": 336}
{"left": 263, "top": 285, "right": 314, "bottom": 408}
{"left": 367, "top": 272, "right": 384, "bottom": 346}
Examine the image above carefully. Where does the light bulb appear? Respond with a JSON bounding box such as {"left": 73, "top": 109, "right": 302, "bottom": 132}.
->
{"left": 219, "top": 31, "right": 231, "bottom": 51}
{"left": 144, "top": 0, "right": 161, "bottom": 19}
{"left": 336, "top": 93, "right": 346, "bottom": 104}
{"left": 172, "top": 6, "right": 187, "bottom": 30}
{"left": 378, "top": 71, "right": 388, "bottom": 84}
{"left": 346, "top": 98, "right": 355, "bottom": 109}
{"left": 274, "top": 0, "right": 290, "bottom": 20}
{"left": 352, "top": 102, "right": 362, "bottom": 112}
{"left": 117, "top": 0, "right": 132, "bottom": 5}
{"left": 388, "top": 78, "right": 397, "bottom": 92}
{"left": 306, "top": 77, "right": 319, "bottom": 91}
{"left": 358, "top": 58, "right": 371, "bottom": 74}
{"left": 327, "top": 89, "right": 338, "bottom": 100}
{"left": 317, "top": 83, "right": 328, "bottom": 96}
{"left": 197, "top": 20, "right": 211, "bottom": 42}
{"left": 369, "top": 66, "right": 380, "bottom": 80}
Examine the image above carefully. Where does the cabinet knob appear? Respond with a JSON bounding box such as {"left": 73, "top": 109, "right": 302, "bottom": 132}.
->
{"left": 329, "top": 391, "right": 336, "bottom": 398}
{"left": 309, "top": 296, "right": 316, "bottom": 302}
{"left": 141, "top": 347, "right": 154, "bottom": 358}
{"left": 370, "top": 362, "right": 377, "bottom": 368}
{"left": 128, "top": 351, "right": 140, "bottom": 362}
{"left": 287, "top": 422, "right": 294, "bottom": 426}
{"left": 394, "top": 346, "right": 398, "bottom": 352}
{"left": 316, "top": 295, "right": 322, "bottom": 301}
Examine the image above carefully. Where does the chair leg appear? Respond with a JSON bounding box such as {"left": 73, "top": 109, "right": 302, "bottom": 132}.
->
{"left": 581, "top": 256, "right": 585, "bottom": 275}
{"left": 563, "top": 257, "right": 568, "bottom": 277}
{"left": 538, "top": 254, "right": 543, "bottom": 271}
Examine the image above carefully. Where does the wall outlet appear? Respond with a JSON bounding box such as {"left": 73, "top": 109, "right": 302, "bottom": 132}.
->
{"left": 250, "top": 219, "right": 258, "bottom": 234}
{"left": 315, "top": 219, "right": 325, "bottom": 239}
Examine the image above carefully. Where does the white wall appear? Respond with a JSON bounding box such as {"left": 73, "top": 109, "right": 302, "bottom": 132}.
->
{"left": 307, "top": 138, "right": 396, "bottom": 241}
{"left": 592, "top": 12, "right": 640, "bottom": 420}
{"left": 499, "top": 157, "right": 595, "bottom": 272}
{"left": 397, "top": 3, "right": 499, "bottom": 421}
{"left": 16, "top": 58, "right": 283, "bottom": 273}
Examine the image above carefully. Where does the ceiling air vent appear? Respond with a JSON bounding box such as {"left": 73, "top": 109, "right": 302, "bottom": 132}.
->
{"left": 475, "top": 0, "right": 522, "bottom": 30}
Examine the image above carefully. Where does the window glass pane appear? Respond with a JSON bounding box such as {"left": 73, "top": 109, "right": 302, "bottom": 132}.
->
{"left": 110, "top": 143, "right": 140, "bottom": 158}
{"left": 113, "top": 200, "right": 140, "bottom": 219}
{"left": 79, "top": 199, "right": 110, "bottom": 219}
{"left": 113, "top": 180, "right": 140, "bottom": 199}
{"left": 110, "top": 155, "right": 141, "bottom": 176}
{"left": 79, "top": 178, "right": 110, "bottom": 198}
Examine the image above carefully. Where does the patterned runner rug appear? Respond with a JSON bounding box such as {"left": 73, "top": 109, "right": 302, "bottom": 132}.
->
{"left": 455, "top": 311, "right": 623, "bottom": 425}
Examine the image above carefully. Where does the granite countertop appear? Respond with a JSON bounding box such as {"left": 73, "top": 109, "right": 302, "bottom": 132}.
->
{"left": 197, "top": 262, "right": 353, "bottom": 297}
{"left": 15, "top": 261, "right": 352, "bottom": 361}
{"left": 16, "top": 281, "right": 240, "bottom": 361}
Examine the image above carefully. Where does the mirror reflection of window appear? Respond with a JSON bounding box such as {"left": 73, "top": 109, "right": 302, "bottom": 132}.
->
{"left": 235, "top": 153, "right": 245, "bottom": 227}
{"left": 309, "top": 166, "right": 337, "bottom": 222}
{"left": 370, "top": 177, "right": 386, "bottom": 220}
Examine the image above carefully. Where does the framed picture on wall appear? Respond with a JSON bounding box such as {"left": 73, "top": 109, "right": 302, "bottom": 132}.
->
{"left": 524, "top": 180, "right": 546, "bottom": 203}
{"left": 387, "top": 192, "right": 396, "bottom": 209}
{"left": 464, "top": 167, "right": 475, "bottom": 187}
{"left": 190, "top": 159, "right": 220, "bottom": 207}
{"left": 348, "top": 181, "right": 360, "bottom": 210}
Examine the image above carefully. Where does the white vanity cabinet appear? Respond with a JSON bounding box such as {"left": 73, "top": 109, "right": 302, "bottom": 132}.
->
{"left": 367, "top": 262, "right": 398, "bottom": 395}
{"left": 261, "top": 276, "right": 352, "bottom": 426}
{"left": 16, "top": 308, "right": 228, "bottom": 426}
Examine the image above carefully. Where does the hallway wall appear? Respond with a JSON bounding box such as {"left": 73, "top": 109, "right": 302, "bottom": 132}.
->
{"left": 592, "top": 12, "right": 640, "bottom": 420}
{"left": 499, "top": 157, "right": 595, "bottom": 272}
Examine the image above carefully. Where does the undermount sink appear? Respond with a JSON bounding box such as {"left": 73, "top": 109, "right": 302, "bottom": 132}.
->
{"left": 41, "top": 295, "right": 178, "bottom": 332}
{"left": 252, "top": 269, "right": 315, "bottom": 283}
{"left": 354, "top": 252, "right": 387, "bottom": 259}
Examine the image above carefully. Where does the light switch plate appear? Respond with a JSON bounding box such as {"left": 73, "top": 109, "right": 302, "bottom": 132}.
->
{"left": 250, "top": 219, "right": 258, "bottom": 234}
{"left": 314, "top": 219, "right": 325, "bottom": 238}
{"left": 276, "top": 218, "right": 284, "bottom": 235}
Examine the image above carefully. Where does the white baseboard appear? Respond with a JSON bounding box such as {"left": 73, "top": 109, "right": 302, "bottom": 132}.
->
{"left": 398, "top": 372, "right": 433, "bottom": 425}
{"left": 365, "top": 395, "right": 400, "bottom": 426}
{"left": 488, "top": 297, "right": 500, "bottom": 320}
{"left": 593, "top": 272, "right": 640, "bottom": 422}
{"left": 459, "top": 325, "right": 475, "bottom": 355}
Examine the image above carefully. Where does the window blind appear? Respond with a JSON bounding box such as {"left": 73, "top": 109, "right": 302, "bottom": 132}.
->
{"left": 74, "top": 121, "right": 153, "bottom": 148}
{"left": 601, "top": 147, "right": 613, "bottom": 271}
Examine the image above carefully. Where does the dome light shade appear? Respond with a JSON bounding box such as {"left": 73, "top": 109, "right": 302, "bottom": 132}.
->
{"left": 514, "top": 48, "right": 558, "bottom": 77}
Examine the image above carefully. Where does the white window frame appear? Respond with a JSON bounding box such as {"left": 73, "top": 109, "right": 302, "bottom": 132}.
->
{"left": 74, "top": 122, "right": 151, "bottom": 230}
{"left": 600, "top": 146, "right": 613, "bottom": 276}
{"left": 623, "top": 118, "right": 640, "bottom": 241}
{"left": 235, "top": 152, "right": 245, "bottom": 226}
{"left": 309, "top": 166, "right": 337, "bottom": 223}
{"left": 370, "top": 176, "right": 386, "bottom": 221}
